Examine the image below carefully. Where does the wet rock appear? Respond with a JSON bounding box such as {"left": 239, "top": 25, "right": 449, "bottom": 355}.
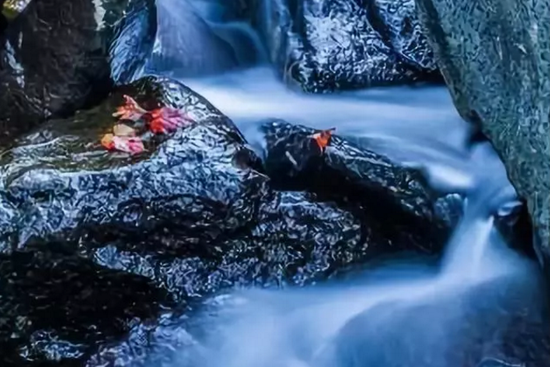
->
{"left": 0, "top": 75, "right": 457, "bottom": 365}
{"left": 0, "top": 251, "right": 169, "bottom": 367}
{"left": 253, "top": 0, "right": 441, "bottom": 92}
{"left": 414, "top": 0, "right": 550, "bottom": 273}
{"left": 258, "top": 120, "right": 453, "bottom": 252}
{"left": 75, "top": 190, "right": 364, "bottom": 308}
{"left": 0, "top": 75, "right": 261, "bottom": 255}
{"left": 0, "top": 75, "right": 453, "bottom": 268}
{"left": 84, "top": 291, "right": 272, "bottom": 367}
{"left": 0, "top": 0, "right": 157, "bottom": 146}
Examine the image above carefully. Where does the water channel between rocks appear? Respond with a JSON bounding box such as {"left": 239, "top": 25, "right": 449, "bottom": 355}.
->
{"left": 1, "top": 0, "right": 547, "bottom": 364}
{"left": 147, "top": 7, "right": 548, "bottom": 360}
{"left": 113, "top": 65, "right": 545, "bottom": 367}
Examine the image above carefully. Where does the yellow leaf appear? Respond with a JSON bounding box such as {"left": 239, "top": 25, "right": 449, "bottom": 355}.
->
{"left": 101, "top": 134, "right": 115, "bottom": 150}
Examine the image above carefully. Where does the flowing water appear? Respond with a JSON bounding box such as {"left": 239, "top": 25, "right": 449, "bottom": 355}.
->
{"left": 136, "top": 1, "right": 547, "bottom": 365}
{"left": 169, "top": 67, "right": 539, "bottom": 367}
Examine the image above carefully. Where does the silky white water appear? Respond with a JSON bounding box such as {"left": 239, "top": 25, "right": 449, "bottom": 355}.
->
{"left": 136, "top": 2, "right": 545, "bottom": 366}
{"left": 156, "top": 66, "right": 533, "bottom": 367}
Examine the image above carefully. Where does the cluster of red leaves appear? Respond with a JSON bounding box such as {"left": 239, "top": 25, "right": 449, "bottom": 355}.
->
{"left": 101, "top": 95, "right": 194, "bottom": 154}
{"left": 100, "top": 95, "right": 335, "bottom": 155}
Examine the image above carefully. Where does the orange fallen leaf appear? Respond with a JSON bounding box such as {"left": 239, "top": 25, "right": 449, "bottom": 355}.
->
{"left": 101, "top": 133, "right": 115, "bottom": 150}
{"left": 312, "top": 128, "right": 335, "bottom": 151}
{"left": 147, "top": 107, "right": 194, "bottom": 134}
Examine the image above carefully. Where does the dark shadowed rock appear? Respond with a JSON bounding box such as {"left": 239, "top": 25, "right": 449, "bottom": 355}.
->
{"left": 0, "top": 0, "right": 157, "bottom": 146}
{"left": 414, "top": 0, "right": 550, "bottom": 274}
{"left": 0, "top": 76, "right": 456, "bottom": 270}
{"left": 253, "top": 0, "right": 441, "bottom": 92}
{"left": 0, "top": 75, "right": 262, "bottom": 255}
{"left": 0, "top": 75, "right": 458, "bottom": 365}
{"left": 0, "top": 251, "right": 170, "bottom": 367}
{"left": 258, "top": 120, "right": 454, "bottom": 252}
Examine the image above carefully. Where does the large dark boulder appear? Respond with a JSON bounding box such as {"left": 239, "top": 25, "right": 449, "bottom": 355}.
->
{"left": 0, "top": 0, "right": 157, "bottom": 146}
{"left": 0, "top": 75, "right": 456, "bottom": 267}
{"left": 253, "top": 0, "right": 441, "bottom": 92}
{"left": 0, "top": 75, "right": 457, "bottom": 365}
{"left": 414, "top": 0, "right": 550, "bottom": 274}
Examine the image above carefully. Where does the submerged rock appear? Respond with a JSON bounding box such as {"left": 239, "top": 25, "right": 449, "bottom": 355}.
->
{"left": 0, "top": 75, "right": 456, "bottom": 365}
{"left": 414, "top": 0, "right": 550, "bottom": 274}
{"left": 319, "top": 267, "right": 550, "bottom": 366}
{"left": 0, "top": 0, "right": 157, "bottom": 146}
{"left": 253, "top": 0, "right": 441, "bottom": 92}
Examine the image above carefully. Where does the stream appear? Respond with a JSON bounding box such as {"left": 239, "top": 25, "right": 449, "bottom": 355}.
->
{"left": 162, "top": 67, "right": 542, "bottom": 367}
{"left": 0, "top": 0, "right": 548, "bottom": 366}
{"left": 124, "top": 1, "right": 548, "bottom": 364}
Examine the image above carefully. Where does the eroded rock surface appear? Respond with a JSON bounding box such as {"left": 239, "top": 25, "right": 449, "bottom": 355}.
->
{"left": 253, "top": 0, "right": 441, "bottom": 92}
{"left": 259, "top": 120, "right": 455, "bottom": 251}
{"left": 415, "top": 0, "right": 550, "bottom": 273}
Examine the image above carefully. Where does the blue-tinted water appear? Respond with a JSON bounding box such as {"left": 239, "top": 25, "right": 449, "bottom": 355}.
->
{"left": 128, "top": 1, "right": 546, "bottom": 365}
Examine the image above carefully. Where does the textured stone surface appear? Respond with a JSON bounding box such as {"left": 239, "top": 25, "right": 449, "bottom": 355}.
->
{"left": 254, "top": 0, "right": 441, "bottom": 92}
{"left": 0, "top": 251, "right": 170, "bottom": 367}
{"left": 259, "top": 120, "right": 455, "bottom": 251}
{"left": 0, "top": 0, "right": 157, "bottom": 146}
{"left": 415, "top": 0, "right": 550, "bottom": 270}
{"left": 0, "top": 75, "right": 456, "bottom": 365}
